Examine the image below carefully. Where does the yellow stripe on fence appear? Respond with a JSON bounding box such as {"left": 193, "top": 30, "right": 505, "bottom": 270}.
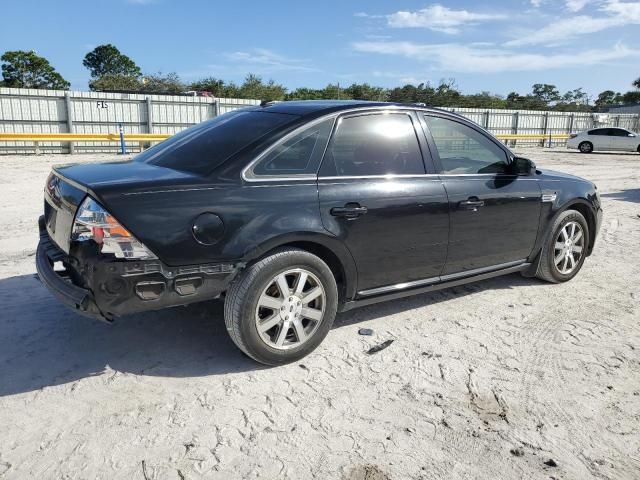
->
{"left": 0, "top": 133, "right": 170, "bottom": 142}
{"left": 0, "top": 132, "right": 569, "bottom": 156}
{"left": 495, "top": 134, "right": 570, "bottom": 140}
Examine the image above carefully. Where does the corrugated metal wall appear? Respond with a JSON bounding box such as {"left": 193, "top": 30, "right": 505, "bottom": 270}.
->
{"left": 2, "top": 88, "right": 640, "bottom": 153}
{"left": 0, "top": 88, "right": 259, "bottom": 154}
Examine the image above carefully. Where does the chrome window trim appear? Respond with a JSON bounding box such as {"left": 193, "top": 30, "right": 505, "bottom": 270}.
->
{"left": 241, "top": 106, "right": 426, "bottom": 183}
{"left": 243, "top": 173, "right": 318, "bottom": 183}
{"left": 241, "top": 114, "right": 338, "bottom": 183}
{"left": 318, "top": 173, "right": 438, "bottom": 180}
{"left": 241, "top": 104, "right": 516, "bottom": 183}
{"left": 433, "top": 173, "right": 512, "bottom": 177}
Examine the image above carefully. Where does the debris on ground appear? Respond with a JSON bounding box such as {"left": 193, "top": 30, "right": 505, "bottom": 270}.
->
{"left": 358, "top": 328, "right": 374, "bottom": 336}
{"left": 366, "top": 339, "right": 394, "bottom": 354}
{"left": 183, "top": 442, "right": 195, "bottom": 453}
{"left": 510, "top": 447, "right": 524, "bottom": 457}
{"left": 421, "top": 351, "right": 442, "bottom": 358}
{"left": 544, "top": 459, "right": 558, "bottom": 467}
{"left": 141, "top": 460, "right": 150, "bottom": 480}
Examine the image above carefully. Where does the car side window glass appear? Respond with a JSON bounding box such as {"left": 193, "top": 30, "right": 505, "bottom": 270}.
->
{"left": 249, "top": 118, "right": 334, "bottom": 177}
{"left": 320, "top": 113, "right": 424, "bottom": 177}
{"left": 423, "top": 115, "right": 508, "bottom": 175}
{"left": 588, "top": 129, "right": 607, "bottom": 135}
{"left": 610, "top": 128, "right": 629, "bottom": 137}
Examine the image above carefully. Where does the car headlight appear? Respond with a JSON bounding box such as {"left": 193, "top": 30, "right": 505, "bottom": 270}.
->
{"left": 72, "top": 197, "right": 157, "bottom": 260}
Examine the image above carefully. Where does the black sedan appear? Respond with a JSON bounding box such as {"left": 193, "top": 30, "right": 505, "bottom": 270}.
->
{"left": 37, "top": 100, "right": 602, "bottom": 365}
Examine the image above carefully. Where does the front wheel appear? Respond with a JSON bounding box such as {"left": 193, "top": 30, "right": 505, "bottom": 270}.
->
{"left": 224, "top": 248, "right": 338, "bottom": 365}
{"left": 536, "top": 210, "right": 589, "bottom": 283}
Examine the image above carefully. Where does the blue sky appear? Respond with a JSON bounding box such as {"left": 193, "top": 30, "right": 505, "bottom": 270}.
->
{"left": 1, "top": 0, "right": 639, "bottom": 98}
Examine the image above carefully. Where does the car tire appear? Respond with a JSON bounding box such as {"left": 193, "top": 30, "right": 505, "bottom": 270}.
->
{"left": 637, "top": 145, "right": 640, "bottom": 154}
{"left": 224, "top": 247, "right": 338, "bottom": 365}
{"left": 536, "top": 210, "right": 589, "bottom": 284}
{"left": 578, "top": 141, "right": 593, "bottom": 153}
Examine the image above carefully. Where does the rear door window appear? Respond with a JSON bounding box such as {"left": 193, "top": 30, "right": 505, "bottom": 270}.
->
{"left": 320, "top": 113, "right": 425, "bottom": 176}
{"left": 136, "top": 110, "right": 296, "bottom": 175}
{"left": 588, "top": 128, "right": 608, "bottom": 135}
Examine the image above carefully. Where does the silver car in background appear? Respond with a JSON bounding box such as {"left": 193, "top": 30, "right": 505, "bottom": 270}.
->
{"left": 567, "top": 127, "right": 640, "bottom": 153}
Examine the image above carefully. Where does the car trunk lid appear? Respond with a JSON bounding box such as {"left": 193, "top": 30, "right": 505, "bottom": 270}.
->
{"left": 44, "top": 160, "right": 205, "bottom": 253}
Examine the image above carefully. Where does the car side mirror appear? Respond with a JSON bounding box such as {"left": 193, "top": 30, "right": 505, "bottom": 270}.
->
{"left": 511, "top": 157, "right": 536, "bottom": 176}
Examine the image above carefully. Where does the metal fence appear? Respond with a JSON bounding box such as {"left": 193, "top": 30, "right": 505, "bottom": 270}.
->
{"left": 444, "top": 107, "right": 640, "bottom": 147}
{"left": 2, "top": 87, "right": 640, "bottom": 154}
{"left": 0, "top": 88, "right": 259, "bottom": 154}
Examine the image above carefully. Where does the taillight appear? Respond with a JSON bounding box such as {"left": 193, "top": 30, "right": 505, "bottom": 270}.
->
{"left": 71, "top": 197, "right": 157, "bottom": 260}
{"left": 569, "top": 133, "right": 578, "bottom": 138}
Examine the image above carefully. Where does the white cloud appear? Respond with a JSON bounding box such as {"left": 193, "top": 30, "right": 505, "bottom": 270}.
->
{"left": 505, "top": 15, "right": 620, "bottom": 46}
{"left": 224, "top": 49, "right": 317, "bottom": 73}
{"left": 352, "top": 40, "right": 638, "bottom": 73}
{"left": 565, "top": 0, "right": 591, "bottom": 11}
{"left": 371, "top": 70, "right": 425, "bottom": 85}
{"left": 507, "top": 0, "right": 640, "bottom": 46}
{"left": 602, "top": 0, "right": 640, "bottom": 20}
{"left": 529, "top": 0, "right": 593, "bottom": 10}
{"left": 386, "top": 4, "right": 507, "bottom": 34}
{"left": 353, "top": 12, "right": 385, "bottom": 19}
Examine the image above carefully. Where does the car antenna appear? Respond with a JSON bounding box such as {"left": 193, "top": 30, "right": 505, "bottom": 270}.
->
{"left": 260, "top": 100, "right": 281, "bottom": 107}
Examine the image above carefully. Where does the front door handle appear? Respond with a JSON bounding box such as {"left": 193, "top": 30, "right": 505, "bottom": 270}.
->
{"left": 459, "top": 198, "right": 485, "bottom": 211}
{"left": 330, "top": 203, "right": 368, "bottom": 219}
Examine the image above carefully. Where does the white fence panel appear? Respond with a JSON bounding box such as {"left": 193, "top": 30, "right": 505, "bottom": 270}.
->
{"left": 445, "top": 107, "right": 640, "bottom": 146}
{"left": 2, "top": 88, "right": 640, "bottom": 153}
{"left": 0, "top": 88, "right": 260, "bottom": 154}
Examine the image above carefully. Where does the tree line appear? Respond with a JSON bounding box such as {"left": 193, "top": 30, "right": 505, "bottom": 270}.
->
{"left": 2, "top": 46, "right": 639, "bottom": 111}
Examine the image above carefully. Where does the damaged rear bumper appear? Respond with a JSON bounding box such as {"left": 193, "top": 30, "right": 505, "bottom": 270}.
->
{"left": 36, "top": 216, "right": 240, "bottom": 322}
{"left": 36, "top": 227, "right": 108, "bottom": 321}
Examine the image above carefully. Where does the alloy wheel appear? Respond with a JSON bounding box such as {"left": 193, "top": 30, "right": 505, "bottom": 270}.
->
{"left": 254, "top": 268, "right": 326, "bottom": 350}
{"left": 553, "top": 221, "right": 585, "bottom": 275}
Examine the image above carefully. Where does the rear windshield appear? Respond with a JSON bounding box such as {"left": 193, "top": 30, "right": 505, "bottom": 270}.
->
{"left": 135, "top": 110, "right": 297, "bottom": 175}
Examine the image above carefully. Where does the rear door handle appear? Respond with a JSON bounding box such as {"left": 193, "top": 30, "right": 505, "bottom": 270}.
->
{"left": 330, "top": 203, "right": 368, "bottom": 219}
{"left": 459, "top": 198, "right": 485, "bottom": 211}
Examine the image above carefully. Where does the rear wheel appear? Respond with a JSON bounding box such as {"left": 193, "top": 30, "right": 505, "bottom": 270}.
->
{"left": 224, "top": 248, "right": 338, "bottom": 365}
{"left": 536, "top": 210, "right": 589, "bottom": 283}
{"left": 579, "top": 141, "right": 593, "bottom": 153}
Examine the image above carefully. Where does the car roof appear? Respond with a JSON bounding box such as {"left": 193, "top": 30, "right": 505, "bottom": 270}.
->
{"left": 248, "top": 100, "right": 448, "bottom": 117}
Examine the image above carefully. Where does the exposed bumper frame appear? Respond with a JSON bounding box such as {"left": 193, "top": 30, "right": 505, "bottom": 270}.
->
{"left": 36, "top": 216, "right": 240, "bottom": 322}
{"left": 36, "top": 222, "right": 110, "bottom": 322}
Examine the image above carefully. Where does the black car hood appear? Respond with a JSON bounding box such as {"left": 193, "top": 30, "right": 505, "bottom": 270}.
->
{"left": 53, "top": 159, "right": 208, "bottom": 196}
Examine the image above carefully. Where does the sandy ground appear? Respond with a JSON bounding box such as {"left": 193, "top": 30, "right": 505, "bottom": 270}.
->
{"left": 0, "top": 148, "right": 638, "bottom": 480}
